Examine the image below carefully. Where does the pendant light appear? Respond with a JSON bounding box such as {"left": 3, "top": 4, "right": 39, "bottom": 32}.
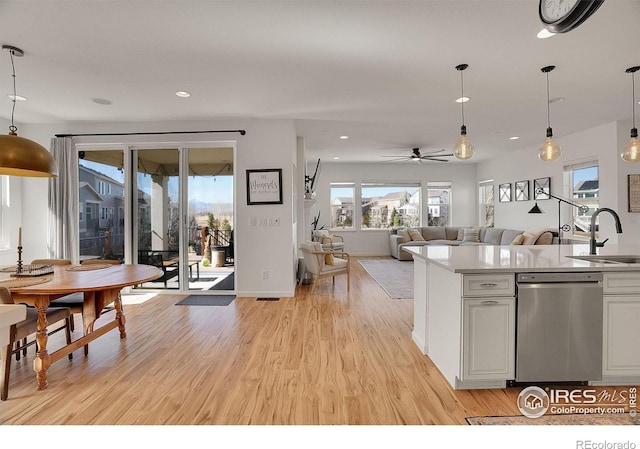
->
{"left": 538, "top": 65, "right": 561, "bottom": 162}
{"left": 0, "top": 45, "right": 58, "bottom": 177}
{"left": 621, "top": 66, "right": 640, "bottom": 163}
{"left": 453, "top": 63, "right": 473, "bottom": 160}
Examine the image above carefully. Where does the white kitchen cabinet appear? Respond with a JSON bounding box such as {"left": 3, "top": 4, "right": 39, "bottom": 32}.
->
{"left": 462, "top": 297, "right": 515, "bottom": 381}
{"left": 601, "top": 273, "right": 640, "bottom": 381}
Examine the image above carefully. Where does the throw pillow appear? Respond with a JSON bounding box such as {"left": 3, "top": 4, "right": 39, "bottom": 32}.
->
{"left": 325, "top": 252, "right": 335, "bottom": 265}
{"left": 463, "top": 228, "right": 480, "bottom": 242}
{"left": 397, "top": 229, "right": 411, "bottom": 242}
{"left": 535, "top": 231, "right": 553, "bottom": 245}
{"left": 407, "top": 229, "right": 425, "bottom": 241}
{"left": 511, "top": 234, "right": 525, "bottom": 245}
{"left": 521, "top": 231, "right": 537, "bottom": 245}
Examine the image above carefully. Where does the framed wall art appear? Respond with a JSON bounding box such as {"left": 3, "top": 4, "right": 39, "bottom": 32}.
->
{"left": 499, "top": 183, "right": 512, "bottom": 202}
{"left": 534, "top": 177, "right": 551, "bottom": 200}
{"left": 628, "top": 174, "right": 640, "bottom": 212}
{"left": 246, "top": 168, "right": 283, "bottom": 205}
{"left": 515, "top": 180, "right": 530, "bottom": 201}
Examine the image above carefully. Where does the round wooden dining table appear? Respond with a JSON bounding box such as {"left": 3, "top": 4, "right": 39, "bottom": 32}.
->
{"left": 0, "top": 263, "right": 162, "bottom": 391}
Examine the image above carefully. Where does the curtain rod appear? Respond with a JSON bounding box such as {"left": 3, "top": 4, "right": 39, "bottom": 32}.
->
{"left": 54, "top": 129, "right": 246, "bottom": 138}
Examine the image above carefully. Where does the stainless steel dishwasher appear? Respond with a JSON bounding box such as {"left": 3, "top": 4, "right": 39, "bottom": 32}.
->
{"left": 516, "top": 272, "right": 603, "bottom": 383}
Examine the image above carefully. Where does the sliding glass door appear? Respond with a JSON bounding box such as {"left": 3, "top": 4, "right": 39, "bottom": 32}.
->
{"left": 77, "top": 144, "right": 235, "bottom": 294}
{"left": 183, "top": 146, "right": 235, "bottom": 292}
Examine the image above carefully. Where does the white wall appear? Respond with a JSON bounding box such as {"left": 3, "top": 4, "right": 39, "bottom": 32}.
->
{"left": 310, "top": 161, "right": 477, "bottom": 256}
{"left": 0, "top": 117, "right": 24, "bottom": 265}
{"left": 14, "top": 118, "right": 297, "bottom": 298}
{"left": 478, "top": 120, "right": 637, "bottom": 245}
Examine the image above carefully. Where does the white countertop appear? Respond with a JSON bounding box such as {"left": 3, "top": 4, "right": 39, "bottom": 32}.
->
{"left": 403, "top": 243, "right": 640, "bottom": 274}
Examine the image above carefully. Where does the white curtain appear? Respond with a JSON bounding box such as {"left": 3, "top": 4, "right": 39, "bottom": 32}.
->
{"left": 48, "top": 137, "right": 79, "bottom": 262}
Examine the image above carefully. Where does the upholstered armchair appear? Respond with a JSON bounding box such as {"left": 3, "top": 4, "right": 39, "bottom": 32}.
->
{"left": 299, "top": 241, "right": 350, "bottom": 293}
{"left": 311, "top": 230, "right": 345, "bottom": 251}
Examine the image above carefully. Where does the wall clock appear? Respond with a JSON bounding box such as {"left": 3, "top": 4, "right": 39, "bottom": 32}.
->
{"left": 539, "top": 0, "right": 604, "bottom": 34}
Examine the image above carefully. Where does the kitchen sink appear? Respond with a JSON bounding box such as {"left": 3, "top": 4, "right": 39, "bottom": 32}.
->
{"left": 566, "top": 255, "right": 640, "bottom": 264}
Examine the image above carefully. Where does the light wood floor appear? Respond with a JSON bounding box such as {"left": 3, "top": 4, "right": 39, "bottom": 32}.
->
{"left": 0, "top": 257, "right": 522, "bottom": 425}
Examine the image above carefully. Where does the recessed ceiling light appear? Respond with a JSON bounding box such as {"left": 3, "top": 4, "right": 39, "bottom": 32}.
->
{"left": 333, "top": 157, "right": 340, "bottom": 160}
{"left": 537, "top": 28, "right": 555, "bottom": 39}
{"left": 92, "top": 98, "right": 112, "bottom": 105}
{"left": 176, "top": 91, "right": 191, "bottom": 98}
{"left": 509, "top": 136, "right": 520, "bottom": 140}
{"left": 549, "top": 97, "right": 565, "bottom": 103}
{"left": 456, "top": 96, "right": 470, "bottom": 103}
{"left": 339, "top": 135, "right": 349, "bottom": 140}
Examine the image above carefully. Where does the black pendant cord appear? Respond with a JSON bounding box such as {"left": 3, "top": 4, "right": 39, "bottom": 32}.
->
{"left": 460, "top": 68, "right": 465, "bottom": 128}
{"left": 545, "top": 71, "right": 551, "bottom": 130}
{"left": 632, "top": 69, "right": 637, "bottom": 131}
{"left": 9, "top": 49, "right": 17, "bottom": 134}
{"left": 55, "top": 129, "right": 246, "bottom": 138}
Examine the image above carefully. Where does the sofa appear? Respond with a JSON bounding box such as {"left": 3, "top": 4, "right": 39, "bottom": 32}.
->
{"left": 389, "top": 226, "right": 554, "bottom": 260}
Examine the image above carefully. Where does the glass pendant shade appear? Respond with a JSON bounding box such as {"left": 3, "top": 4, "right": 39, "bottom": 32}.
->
{"left": 622, "top": 67, "right": 640, "bottom": 162}
{"left": 621, "top": 130, "right": 640, "bottom": 162}
{"left": 539, "top": 66, "right": 561, "bottom": 162}
{"left": 453, "top": 63, "right": 473, "bottom": 160}
{"left": 539, "top": 128, "right": 562, "bottom": 162}
{"left": 454, "top": 126, "right": 474, "bottom": 160}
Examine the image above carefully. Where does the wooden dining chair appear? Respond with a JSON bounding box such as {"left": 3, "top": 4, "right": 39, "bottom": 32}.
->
{"left": 0, "top": 287, "right": 73, "bottom": 401}
{"left": 47, "top": 258, "right": 122, "bottom": 356}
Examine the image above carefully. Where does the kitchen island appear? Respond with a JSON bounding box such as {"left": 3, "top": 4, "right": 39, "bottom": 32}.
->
{"left": 404, "top": 243, "right": 640, "bottom": 389}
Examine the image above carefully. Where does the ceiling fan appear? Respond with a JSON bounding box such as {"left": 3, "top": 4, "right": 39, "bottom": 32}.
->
{"left": 381, "top": 147, "right": 454, "bottom": 163}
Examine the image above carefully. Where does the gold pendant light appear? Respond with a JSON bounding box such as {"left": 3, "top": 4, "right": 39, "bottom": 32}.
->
{"left": 538, "top": 65, "right": 561, "bottom": 162}
{"left": 621, "top": 66, "right": 640, "bottom": 163}
{"left": 0, "top": 45, "right": 58, "bottom": 177}
{"left": 453, "top": 64, "right": 473, "bottom": 160}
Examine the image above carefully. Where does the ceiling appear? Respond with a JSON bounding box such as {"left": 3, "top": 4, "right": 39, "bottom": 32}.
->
{"left": 0, "top": 0, "right": 638, "bottom": 164}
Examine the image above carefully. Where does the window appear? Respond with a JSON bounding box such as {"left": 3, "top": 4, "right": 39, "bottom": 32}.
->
{"left": 79, "top": 202, "right": 84, "bottom": 221}
{"left": 565, "top": 161, "right": 599, "bottom": 238}
{"left": 361, "top": 182, "right": 420, "bottom": 229}
{"left": 427, "top": 182, "right": 451, "bottom": 226}
{"left": 478, "top": 180, "right": 494, "bottom": 227}
{"left": 330, "top": 182, "right": 354, "bottom": 229}
{"left": 97, "top": 180, "right": 111, "bottom": 195}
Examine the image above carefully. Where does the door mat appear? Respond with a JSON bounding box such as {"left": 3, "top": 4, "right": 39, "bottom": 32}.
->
{"left": 466, "top": 413, "right": 639, "bottom": 425}
{"left": 175, "top": 295, "right": 235, "bottom": 306}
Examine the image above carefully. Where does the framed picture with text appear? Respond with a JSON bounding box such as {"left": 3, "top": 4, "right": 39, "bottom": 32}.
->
{"left": 246, "top": 168, "right": 283, "bottom": 205}
{"left": 499, "top": 183, "right": 512, "bottom": 202}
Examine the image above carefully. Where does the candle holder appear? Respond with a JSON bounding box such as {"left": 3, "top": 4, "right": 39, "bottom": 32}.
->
{"left": 16, "top": 245, "right": 23, "bottom": 274}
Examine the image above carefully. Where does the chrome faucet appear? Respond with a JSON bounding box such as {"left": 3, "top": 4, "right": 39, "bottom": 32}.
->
{"left": 590, "top": 208, "right": 623, "bottom": 255}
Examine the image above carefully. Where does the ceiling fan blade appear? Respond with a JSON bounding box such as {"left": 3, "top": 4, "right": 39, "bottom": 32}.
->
{"left": 423, "top": 153, "right": 454, "bottom": 158}
{"left": 421, "top": 157, "right": 450, "bottom": 162}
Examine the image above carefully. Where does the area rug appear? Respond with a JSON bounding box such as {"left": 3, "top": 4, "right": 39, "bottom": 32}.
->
{"left": 357, "top": 258, "right": 413, "bottom": 299}
{"left": 175, "top": 295, "right": 235, "bottom": 306}
{"left": 466, "top": 413, "right": 639, "bottom": 425}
